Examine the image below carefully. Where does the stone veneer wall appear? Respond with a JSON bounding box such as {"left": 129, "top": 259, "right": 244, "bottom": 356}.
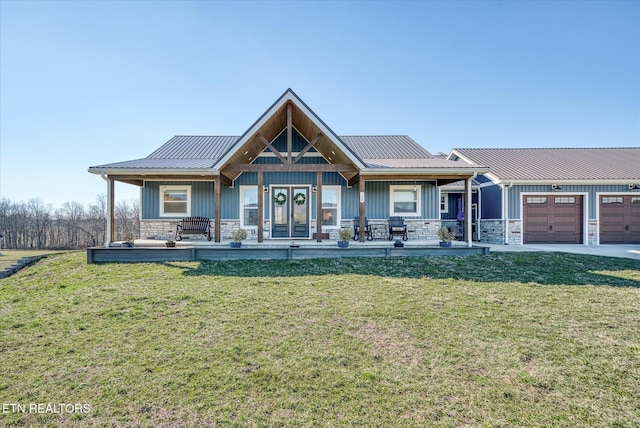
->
{"left": 507, "top": 220, "right": 522, "bottom": 245}
{"left": 587, "top": 220, "right": 597, "bottom": 245}
{"left": 477, "top": 219, "right": 505, "bottom": 244}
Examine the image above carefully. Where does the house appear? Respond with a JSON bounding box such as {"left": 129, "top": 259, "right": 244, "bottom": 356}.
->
{"left": 448, "top": 148, "right": 640, "bottom": 245}
{"left": 88, "top": 89, "right": 488, "bottom": 246}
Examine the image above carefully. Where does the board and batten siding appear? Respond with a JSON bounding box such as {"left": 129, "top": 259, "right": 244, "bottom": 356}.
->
{"left": 506, "top": 184, "right": 635, "bottom": 219}
{"left": 343, "top": 181, "right": 439, "bottom": 220}
{"left": 142, "top": 181, "right": 215, "bottom": 219}
{"left": 142, "top": 178, "right": 441, "bottom": 221}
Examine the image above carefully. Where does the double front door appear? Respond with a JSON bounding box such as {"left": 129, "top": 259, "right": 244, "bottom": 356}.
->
{"left": 271, "top": 186, "right": 310, "bottom": 238}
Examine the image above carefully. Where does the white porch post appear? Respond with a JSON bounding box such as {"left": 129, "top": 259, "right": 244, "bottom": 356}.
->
{"left": 466, "top": 176, "right": 473, "bottom": 247}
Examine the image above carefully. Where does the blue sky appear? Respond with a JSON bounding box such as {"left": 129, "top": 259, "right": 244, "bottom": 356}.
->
{"left": 1, "top": 0, "right": 638, "bottom": 207}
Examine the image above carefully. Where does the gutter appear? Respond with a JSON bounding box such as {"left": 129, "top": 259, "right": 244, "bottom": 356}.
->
{"left": 89, "top": 168, "right": 219, "bottom": 176}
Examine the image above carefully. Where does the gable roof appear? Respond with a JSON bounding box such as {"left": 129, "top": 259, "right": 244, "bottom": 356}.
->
{"left": 450, "top": 147, "right": 640, "bottom": 183}
{"left": 214, "top": 88, "right": 366, "bottom": 182}
{"left": 88, "top": 89, "right": 488, "bottom": 181}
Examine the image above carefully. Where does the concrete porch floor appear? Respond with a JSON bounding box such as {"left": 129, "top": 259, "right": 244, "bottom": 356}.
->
{"left": 132, "top": 237, "right": 475, "bottom": 249}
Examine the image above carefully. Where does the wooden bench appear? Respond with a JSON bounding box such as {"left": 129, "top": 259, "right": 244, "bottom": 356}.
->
{"left": 175, "top": 217, "right": 212, "bottom": 241}
{"left": 388, "top": 216, "right": 408, "bottom": 241}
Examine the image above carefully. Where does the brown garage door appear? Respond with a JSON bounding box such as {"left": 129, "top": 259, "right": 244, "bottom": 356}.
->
{"left": 523, "top": 195, "right": 583, "bottom": 244}
{"left": 600, "top": 195, "right": 640, "bottom": 244}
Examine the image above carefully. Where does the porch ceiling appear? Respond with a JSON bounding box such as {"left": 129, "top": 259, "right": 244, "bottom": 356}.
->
{"left": 219, "top": 101, "right": 360, "bottom": 183}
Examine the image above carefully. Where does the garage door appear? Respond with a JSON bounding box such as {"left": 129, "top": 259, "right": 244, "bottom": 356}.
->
{"left": 599, "top": 195, "right": 640, "bottom": 244}
{"left": 523, "top": 195, "right": 583, "bottom": 244}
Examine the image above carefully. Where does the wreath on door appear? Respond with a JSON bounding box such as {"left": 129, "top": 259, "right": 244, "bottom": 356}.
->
{"left": 273, "top": 192, "right": 287, "bottom": 205}
{"left": 293, "top": 192, "right": 306, "bottom": 206}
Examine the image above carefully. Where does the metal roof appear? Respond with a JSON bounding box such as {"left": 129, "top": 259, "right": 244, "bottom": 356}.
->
{"left": 90, "top": 135, "right": 442, "bottom": 171}
{"left": 341, "top": 135, "right": 433, "bottom": 159}
{"left": 364, "top": 158, "right": 482, "bottom": 169}
{"left": 451, "top": 147, "right": 640, "bottom": 181}
{"left": 91, "top": 158, "right": 217, "bottom": 170}
{"left": 148, "top": 136, "right": 238, "bottom": 159}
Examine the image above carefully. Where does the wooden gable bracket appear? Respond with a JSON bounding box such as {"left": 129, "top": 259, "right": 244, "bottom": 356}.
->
{"left": 293, "top": 133, "right": 322, "bottom": 164}
{"left": 258, "top": 133, "right": 287, "bottom": 164}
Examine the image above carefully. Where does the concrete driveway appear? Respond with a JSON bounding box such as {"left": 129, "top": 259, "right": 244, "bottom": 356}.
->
{"left": 488, "top": 243, "right": 640, "bottom": 261}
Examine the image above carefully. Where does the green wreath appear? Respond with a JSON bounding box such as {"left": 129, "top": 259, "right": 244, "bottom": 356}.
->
{"left": 273, "top": 192, "right": 287, "bottom": 205}
{"left": 293, "top": 192, "right": 306, "bottom": 206}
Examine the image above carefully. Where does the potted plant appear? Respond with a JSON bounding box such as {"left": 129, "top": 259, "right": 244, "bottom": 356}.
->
{"left": 337, "top": 228, "right": 351, "bottom": 248}
{"left": 165, "top": 239, "right": 176, "bottom": 248}
{"left": 230, "top": 228, "right": 247, "bottom": 248}
{"left": 437, "top": 226, "right": 454, "bottom": 247}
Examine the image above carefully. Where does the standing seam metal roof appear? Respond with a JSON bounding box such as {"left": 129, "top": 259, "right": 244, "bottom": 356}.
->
{"left": 453, "top": 147, "right": 640, "bottom": 181}
{"left": 341, "top": 136, "right": 433, "bottom": 159}
{"left": 90, "top": 135, "right": 439, "bottom": 170}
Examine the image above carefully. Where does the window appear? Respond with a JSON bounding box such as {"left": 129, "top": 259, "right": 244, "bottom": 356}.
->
{"left": 321, "top": 187, "right": 340, "bottom": 227}
{"left": 160, "top": 185, "right": 191, "bottom": 217}
{"left": 390, "top": 185, "right": 421, "bottom": 216}
{"left": 555, "top": 197, "right": 576, "bottom": 204}
{"left": 526, "top": 197, "right": 547, "bottom": 204}
{"left": 440, "top": 193, "right": 448, "bottom": 214}
{"left": 632, "top": 197, "right": 640, "bottom": 204}
{"left": 240, "top": 186, "right": 258, "bottom": 227}
{"left": 602, "top": 197, "right": 623, "bottom": 204}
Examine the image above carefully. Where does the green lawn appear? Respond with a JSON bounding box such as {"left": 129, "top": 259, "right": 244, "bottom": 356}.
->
{"left": 1, "top": 252, "right": 639, "bottom": 427}
{"left": 0, "top": 249, "right": 68, "bottom": 270}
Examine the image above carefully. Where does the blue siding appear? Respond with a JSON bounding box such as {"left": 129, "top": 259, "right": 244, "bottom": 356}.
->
{"left": 142, "top": 181, "right": 215, "bottom": 219}
{"left": 271, "top": 129, "right": 317, "bottom": 152}
{"left": 480, "top": 184, "right": 502, "bottom": 219}
{"left": 343, "top": 181, "right": 439, "bottom": 219}
{"left": 142, "top": 178, "right": 440, "bottom": 221}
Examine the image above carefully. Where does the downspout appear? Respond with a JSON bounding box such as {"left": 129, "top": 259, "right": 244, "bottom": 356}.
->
{"left": 101, "top": 173, "right": 113, "bottom": 248}
{"left": 476, "top": 179, "right": 481, "bottom": 242}
{"left": 503, "top": 182, "right": 513, "bottom": 244}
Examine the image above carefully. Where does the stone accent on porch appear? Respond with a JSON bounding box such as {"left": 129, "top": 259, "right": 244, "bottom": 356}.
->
{"left": 478, "top": 219, "right": 505, "bottom": 244}
{"left": 588, "top": 219, "right": 597, "bottom": 246}
{"left": 508, "top": 220, "right": 522, "bottom": 245}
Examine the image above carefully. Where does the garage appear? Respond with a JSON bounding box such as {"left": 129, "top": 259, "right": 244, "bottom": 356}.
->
{"left": 599, "top": 195, "right": 640, "bottom": 244}
{"left": 523, "top": 195, "right": 583, "bottom": 244}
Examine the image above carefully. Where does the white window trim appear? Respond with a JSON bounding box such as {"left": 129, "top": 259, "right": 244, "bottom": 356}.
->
{"left": 240, "top": 185, "right": 259, "bottom": 229}
{"left": 320, "top": 185, "right": 341, "bottom": 228}
{"left": 160, "top": 185, "right": 192, "bottom": 217}
{"left": 390, "top": 185, "right": 421, "bottom": 217}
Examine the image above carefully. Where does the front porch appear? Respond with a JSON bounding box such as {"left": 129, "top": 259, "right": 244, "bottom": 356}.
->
{"left": 86, "top": 238, "right": 490, "bottom": 263}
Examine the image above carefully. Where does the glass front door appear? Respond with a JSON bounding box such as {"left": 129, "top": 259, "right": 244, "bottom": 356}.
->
{"left": 271, "top": 186, "right": 309, "bottom": 238}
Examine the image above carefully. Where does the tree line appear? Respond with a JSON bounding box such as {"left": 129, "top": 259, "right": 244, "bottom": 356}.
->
{"left": 0, "top": 196, "right": 140, "bottom": 249}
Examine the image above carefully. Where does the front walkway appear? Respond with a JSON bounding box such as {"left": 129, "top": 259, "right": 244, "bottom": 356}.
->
{"left": 489, "top": 243, "right": 640, "bottom": 260}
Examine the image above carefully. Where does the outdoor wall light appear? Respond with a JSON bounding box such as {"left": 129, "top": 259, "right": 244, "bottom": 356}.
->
{"left": 551, "top": 184, "right": 561, "bottom": 191}
{"left": 263, "top": 186, "right": 268, "bottom": 193}
{"left": 629, "top": 184, "right": 638, "bottom": 190}
{"left": 312, "top": 186, "right": 317, "bottom": 193}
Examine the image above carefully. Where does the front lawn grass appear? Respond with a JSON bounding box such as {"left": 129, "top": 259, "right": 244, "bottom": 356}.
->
{"left": 0, "top": 249, "right": 68, "bottom": 270}
{"left": 1, "top": 252, "right": 639, "bottom": 427}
